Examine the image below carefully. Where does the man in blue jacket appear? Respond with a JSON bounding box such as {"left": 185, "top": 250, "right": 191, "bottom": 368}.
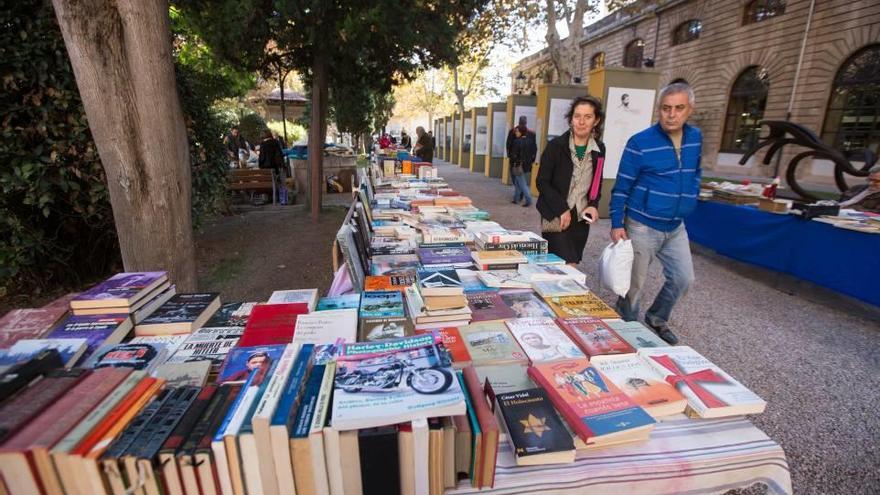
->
{"left": 609, "top": 82, "right": 701, "bottom": 345}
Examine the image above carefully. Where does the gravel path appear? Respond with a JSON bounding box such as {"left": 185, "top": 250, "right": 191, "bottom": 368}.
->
{"left": 432, "top": 159, "right": 880, "bottom": 495}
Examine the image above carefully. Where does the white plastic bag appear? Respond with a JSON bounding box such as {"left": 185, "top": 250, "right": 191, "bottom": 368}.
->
{"left": 599, "top": 240, "right": 634, "bottom": 297}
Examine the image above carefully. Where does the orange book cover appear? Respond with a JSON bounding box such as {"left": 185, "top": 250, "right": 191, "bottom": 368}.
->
{"left": 415, "top": 327, "right": 472, "bottom": 366}
{"left": 83, "top": 378, "right": 165, "bottom": 458}
{"left": 364, "top": 276, "right": 408, "bottom": 292}
{"left": 402, "top": 160, "right": 413, "bottom": 174}
{"left": 71, "top": 377, "right": 162, "bottom": 457}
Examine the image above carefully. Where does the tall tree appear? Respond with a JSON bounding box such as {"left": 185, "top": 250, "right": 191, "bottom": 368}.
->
{"left": 543, "top": 0, "right": 599, "bottom": 84}
{"left": 52, "top": 0, "right": 197, "bottom": 290}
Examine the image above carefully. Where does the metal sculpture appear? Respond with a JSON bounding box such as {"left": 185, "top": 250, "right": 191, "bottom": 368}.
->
{"left": 738, "top": 120, "right": 877, "bottom": 201}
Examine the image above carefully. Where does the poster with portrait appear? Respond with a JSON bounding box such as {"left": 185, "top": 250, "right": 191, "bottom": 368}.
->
{"left": 454, "top": 118, "right": 461, "bottom": 141}
{"left": 547, "top": 98, "right": 573, "bottom": 143}
{"left": 603, "top": 87, "right": 656, "bottom": 178}
{"left": 445, "top": 120, "right": 452, "bottom": 148}
{"left": 463, "top": 118, "right": 473, "bottom": 153}
{"left": 508, "top": 105, "right": 537, "bottom": 158}
{"left": 491, "top": 111, "right": 507, "bottom": 158}
{"left": 474, "top": 115, "right": 488, "bottom": 155}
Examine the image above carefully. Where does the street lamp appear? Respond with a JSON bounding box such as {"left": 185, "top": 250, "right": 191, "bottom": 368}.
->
{"left": 515, "top": 72, "right": 526, "bottom": 95}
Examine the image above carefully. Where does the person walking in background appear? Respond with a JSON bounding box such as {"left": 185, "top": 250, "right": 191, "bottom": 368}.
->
{"left": 258, "top": 129, "right": 289, "bottom": 204}
{"left": 223, "top": 126, "right": 249, "bottom": 167}
{"left": 400, "top": 130, "right": 412, "bottom": 151}
{"left": 506, "top": 116, "right": 537, "bottom": 207}
{"left": 413, "top": 126, "right": 434, "bottom": 163}
{"left": 609, "top": 81, "right": 702, "bottom": 345}
{"left": 536, "top": 96, "right": 606, "bottom": 265}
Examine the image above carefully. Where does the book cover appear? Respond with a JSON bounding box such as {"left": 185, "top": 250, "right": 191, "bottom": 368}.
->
{"left": 590, "top": 354, "right": 687, "bottom": 418}
{"left": 82, "top": 341, "right": 171, "bottom": 372}
{"left": 458, "top": 322, "right": 528, "bottom": 366}
{"left": 0, "top": 308, "right": 63, "bottom": 349}
{"left": 545, "top": 293, "right": 619, "bottom": 319}
{"left": 417, "top": 269, "right": 464, "bottom": 296}
{"left": 70, "top": 271, "right": 168, "bottom": 309}
{"left": 128, "top": 334, "right": 188, "bottom": 353}
{"left": 605, "top": 320, "right": 668, "bottom": 348}
{"left": 292, "top": 309, "right": 358, "bottom": 346}
{"left": 517, "top": 263, "right": 587, "bottom": 284}
{"left": 456, "top": 269, "right": 495, "bottom": 293}
{"left": 496, "top": 388, "right": 575, "bottom": 465}
{"left": 137, "top": 292, "right": 220, "bottom": 332}
{"left": 165, "top": 335, "right": 240, "bottom": 366}
{"left": 217, "top": 344, "right": 288, "bottom": 383}
{"left": 45, "top": 314, "right": 132, "bottom": 357}
{"left": 556, "top": 317, "right": 636, "bottom": 357}
{"left": 0, "top": 338, "right": 88, "bottom": 368}
{"left": 0, "top": 368, "right": 88, "bottom": 444}
{"left": 461, "top": 366, "right": 499, "bottom": 488}
{"left": 331, "top": 335, "right": 465, "bottom": 430}
{"left": 532, "top": 279, "right": 589, "bottom": 299}
{"left": 466, "top": 291, "right": 517, "bottom": 322}
{"left": 506, "top": 317, "right": 585, "bottom": 363}
{"left": 316, "top": 294, "right": 362, "bottom": 311}
{"left": 527, "top": 359, "right": 655, "bottom": 443}
{"left": 498, "top": 290, "right": 555, "bottom": 318}
{"left": 239, "top": 303, "right": 308, "bottom": 347}
{"left": 365, "top": 275, "right": 415, "bottom": 292}
{"left": 267, "top": 289, "right": 319, "bottom": 311}
{"left": 417, "top": 246, "right": 473, "bottom": 266}
{"left": 474, "top": 364, "right": 533, "bottom": 395}
{"left": 359, "top": 291, "right": 406, "bottom": 319}
{"left": 476, "top": 270, "right": 531, "bottom": 289}
{"left": 524, "top": 253, "right": 566, "bottom": 265}
{"left": 203, "top": 302, "right": 257, "bottom": 328}
{"left": 638, "top": 346, "right": 767, "bottom": 418}
{"left": 414, "top": 327, "right": 472, "bottom": 366}
{"left": 369, "top": 254, "right": 420, "bottom": 276}
{"left": 153, "top": 361, "right": 212, "bottom": 387}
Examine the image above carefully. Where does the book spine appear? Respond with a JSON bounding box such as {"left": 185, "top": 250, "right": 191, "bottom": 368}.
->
{"left": 128, "top": 386, "right": 201, "bottom": 459}
{"left": 308, "top": 362, "right": 336, "bottom": 433}
{"left": 159, "top": 386, "right": 217, "bottom": 454}
{"left": 0, "top": 369, "right": 88, "bottom": 443}
{"left": 477, "top": 263, "right": 521, "bottom": 271}
{"left": 270, "top": 344, "right": 315, "bottom": 427}
{"left": 102, "top": 388, "right": 169, "bottom": 460}
{"left": 291, "top": 363, "right": 326, "bottom": 438}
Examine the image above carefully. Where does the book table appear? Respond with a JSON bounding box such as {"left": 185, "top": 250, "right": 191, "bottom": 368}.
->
{"left": 448, "top": 416, "right": 791, "bottom": 495}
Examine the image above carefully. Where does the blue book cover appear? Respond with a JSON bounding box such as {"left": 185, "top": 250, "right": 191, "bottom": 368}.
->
{"left": 0, "top": 338, "right": 88, "bottom": 368}
{"left": 525, "top": 253, "right": 566, "bottom": 265}
{"left": 238, "top": 358, "right": 281, "bottom": 434}
{"left": 213, "top": 368, "right": 260, "bottom": 441}
{"left": 456, "top": 269, "right": 496, "bottom": 293}
{"left": 217, "top": 344, "right": 287, "bottom": 383}
{"left": 46, "top": 315, "right": 130, "bottom": 356}
{"left": 316, "top": 294, "right": 361, "bottom": 311}
{"left": 290, "top": 363, "right": 326, "bottom": 438}
{"left": 359, "top": 291, "right": 405, "bottom": 318}
{"left": 270, "top": 344, "right": 315, "bottom": 427}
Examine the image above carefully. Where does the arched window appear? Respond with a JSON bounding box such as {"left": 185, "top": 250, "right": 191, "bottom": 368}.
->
{"left": 821, "top": 45, "right": 880, "bottom": 154}
{"left": 672, "top": 20, "right": 702, "bottom": 45}
{"left": 623, "top": 39, "right": 645, "bottom": 68}
{"left": 721, "top": 66, "right": 769, "bottom": 152}
{"left": 590, "top": 52, "right": 605, "bottom": 70}
{"left": 743, "top": 0, "right": 785, "bottom": 25}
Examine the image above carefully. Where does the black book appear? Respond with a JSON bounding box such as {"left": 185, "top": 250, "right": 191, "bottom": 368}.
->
{"left": 0, "top": 349, "right": 64, "bottom": 402}
{"left": 202, "top": 302, "right": 254, "bottom": 328}
{"left": 135, "top": 293, "right": 221, "bottom": 334}
{"left": 128, "top": 386, "right": 202, "bottom": 460}
{"left": 358, "top": 425, "right": 401, "bottom": 495}
{"left": 496, "top": 388, "right": 575, "bottom": 466}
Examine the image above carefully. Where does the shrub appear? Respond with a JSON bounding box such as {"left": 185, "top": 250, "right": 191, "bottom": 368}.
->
{"left": 238, "top": 113, "right": 269, "bottom": 147}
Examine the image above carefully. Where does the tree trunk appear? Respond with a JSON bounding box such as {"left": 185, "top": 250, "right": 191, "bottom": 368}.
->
{"left": 52, "top": 0, "right": 197, "bottom": 290}
{"left": 309, "top": 56, "right": 328, "bottom": 222}
{"left": 279, "top": 67, "right": 288, "bottom": 145}
{"left": 452, "top": 65, "right": 466, "bottom": 114}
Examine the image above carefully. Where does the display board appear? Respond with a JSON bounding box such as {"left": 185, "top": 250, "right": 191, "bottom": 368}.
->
{"left": 491, "top": 110, "right": 507, "bottom": 158}
{"left": 475, "top": 115, "right": 488, "bottom": 155}
{"left": 509, "top": 106, "right": 537, "bottom": 158}
{"left": 445, "top": 120, "right": 452, "bottom": 148}
{"left": 547, "top": 98, "right": 573, "bottom": 143}
{"left": 603, "top": 87, "right": 656, "bottom": 178}
{"left": 462, "top": 118, "right": 473, "bottom": 154}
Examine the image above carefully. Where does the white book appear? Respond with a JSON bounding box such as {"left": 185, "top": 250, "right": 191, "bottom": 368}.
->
{"left": 505, "top": 317, "right": 585, "bottom": 363}
{"left": 476, "top": 270, "right": 531, "bottom": 289}
{"left": 517, "top": 263, "right": 587, "bottom": 285}
{"left": 531, "top": 279, "right": 589, "bottom": 298}
{"left": 128, "top": 334, "right": 188, "bottom": 354}
{"left": 413, "top": 418, "right": 430, "bottom": 495}
{"left": 267, "top": 289, "right": 319, "bottom": 311}
{"left": 292, "top": 310, "right": 358, "bottom": 347}
{"left": 638, "top": 346, "right": 767, "bottom": 418}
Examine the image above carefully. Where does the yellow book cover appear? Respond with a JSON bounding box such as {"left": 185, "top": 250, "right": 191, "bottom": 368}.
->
{"left": 546, "top": 294, "right": 618, "bottom": 319}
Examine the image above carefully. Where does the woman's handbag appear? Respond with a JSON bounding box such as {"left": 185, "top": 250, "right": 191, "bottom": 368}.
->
{"left": 541, "top": 216, "right": 563, "bottom": 233}
{"left": 511, "top": 163, "right": 524, "bottom": 176}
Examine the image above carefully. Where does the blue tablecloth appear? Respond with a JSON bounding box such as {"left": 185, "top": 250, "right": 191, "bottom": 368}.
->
{"left": 686, "top": 201, "right": 879, "bottom": 307}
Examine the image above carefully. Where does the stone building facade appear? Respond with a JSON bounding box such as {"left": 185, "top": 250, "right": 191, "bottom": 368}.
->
{"left": 512, "top": 0, "right": 880, "bottom": 188}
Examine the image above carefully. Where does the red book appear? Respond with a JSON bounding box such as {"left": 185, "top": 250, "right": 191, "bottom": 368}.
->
{"left": 415, "top": 327, "right": 472, "bottom": 367}
{"left": 0, "top": 368, "right": 132, "bottom": 495}
{"left": 0, "top": 308, "right": 62, "bottom": 348}
{"left": 466, "top": 292, "right": 516, "bottom": 323}
{"left": 556, "top": 317, "right": 636, "bottom": 358}
{"left": 461, "top": 366, "right": 499, "bottom": 488}
{"left": 0, "top": 369, "right": 89, "bottom": 444}
{"left": 238, "top": 303, "right": 308, "bottom": 347}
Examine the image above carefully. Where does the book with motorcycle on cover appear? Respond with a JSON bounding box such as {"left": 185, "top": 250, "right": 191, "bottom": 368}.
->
{"left": 331, "top": 334, "right": 466, "bottom": 431}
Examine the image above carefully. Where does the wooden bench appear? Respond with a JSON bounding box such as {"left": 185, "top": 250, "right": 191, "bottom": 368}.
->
{"left": 227, "top": 168, "right": 277, "bottom": 204}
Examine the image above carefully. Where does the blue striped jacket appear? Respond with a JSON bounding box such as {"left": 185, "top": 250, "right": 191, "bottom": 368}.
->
{"left": 610, "top": 122, "right": 702, "bottom": 232}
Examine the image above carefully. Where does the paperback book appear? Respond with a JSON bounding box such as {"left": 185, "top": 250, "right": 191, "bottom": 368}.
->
{"left": 505, "top": 318, "right": 585, "bottom": 363}
{"left": 466, "top": 292, "right": 516, "bottom": 323}
{"left": 590, "top": 354, "right": 687, "bottom": 418}
{"left": 545, "top": 293, "right": 619, "bottom": 319}
{"left": 532, "top": 279, "right": 589, "bottom": 299}
{"left": 134, "top": 293, "right": 221, "bottom": 335}
{"left": 267, "top": 289, "right": 319, "bottom": 312}
{"left": 605, "top": 320, "right": 668, "bottom": 348}
{"left": 556, "top": 317, "right": 636, "bottom": 357}
{"left": 0, "top": 338, "right": 88, "bottom": 369}
{"left": 70, "top": 271, "right": 168, "bottom": 310}
{"left": 496, "top": 388, "right": 575, "bottom": 465}
{"left": 46, "top": 315, "right": 133, "bottom": 357}
{"left": 316, "top": 294, "right": 362, "bottom": 311}
{"left": 82, "top": 341, "right": 172, "bottom": 373}
{"left": 216, "top": 344, "right": 288, "bottom": 383}
{"left": 498, "top": 290, "right": 555, "bottom": 318}
{"left": 458, "top": 322, "right": 528, "bottom": 367}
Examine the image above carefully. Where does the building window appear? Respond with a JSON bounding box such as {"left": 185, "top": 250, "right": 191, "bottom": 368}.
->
{"left": 821, "top": 44, "right": 880, "bottom": 155}
{"left": 672, "top": 20, "right": 702, "bottom": 45}
{"left": 721, "top": 66, "right": 769, "bottom": 153}
{"left": 623, "top": 39, "right": 645, "bottom": 68}
{"left": 743, "top": 0, "right": 785, "bottom": 25}
{"left": 590, "top": 52, "right": 605, "bottom": 70}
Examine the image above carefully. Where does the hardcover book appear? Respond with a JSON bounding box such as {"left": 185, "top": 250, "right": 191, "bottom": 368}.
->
{"left": 605, "top": 320, "right": 668, "bottom": 348}
{"left": 267, "top": 289, "right": 319, "bottom": 312}
{"left": 638, "top": 346, "right": 767, "bottom": 418}
{"left": 545, "top": 293, "right": 619, "bottom": 319}
{"left": 532, "top": 279, "right": 589, "bottom": 299}
{"left": 331, "top": 335, "right": 466, "bottom": 430}
{"left": 466, "top": 291, "right": 517, "bottom": 323}
{"left": 135, "top": 292, "right": 221, "bottom": 335}
{"left": 556, "top": 317, "right": 636, "bottom": 357}
{"left": 239, "top": 302, "right": 308, "bottom": 347}
{"left": 496, "top": 388, "right": 575, "bottom": 465}
{"left": 70, "top": 271, "right": 168, "bottom": 309}
{"left": 217, "top": 344, "right": 288, "bottom": 383}
{"left": 498, "top": 289, "right": 555, "bottom": 318}
{"left": 528, "top": 359, "right": 655, "bottom": 446}
{"left": 45, "top": 314, "right": 133, "bottom": 357}
{"left": 505, "top": 318, "right": 585, "bottom": 363}
{"left": 590, "top": 353, "right": 687, "bottom": 418}
{"left": 458, "top": 322, "right": 528, "bottom": 367}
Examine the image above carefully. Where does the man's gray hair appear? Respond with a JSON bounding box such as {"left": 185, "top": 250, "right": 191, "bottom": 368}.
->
{"left": 658, "top": 82, "right": 695, "bottom": 106}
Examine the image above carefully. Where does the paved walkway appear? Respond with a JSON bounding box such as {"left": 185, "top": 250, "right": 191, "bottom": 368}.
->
{"left": 432, "top": 159, "right": 879, "bottom": 494}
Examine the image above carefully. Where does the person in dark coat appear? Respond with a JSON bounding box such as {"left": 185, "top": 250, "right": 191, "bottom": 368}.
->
{"left": 506, "top": 116, "right": 538, "bottom": 206}
{"left": 414, "top": 126, "right": 434, "bottom": 163}
{"left": 258, "top": 129, "right": 289, "bottom": 204}
{"left": 536, "top": 96, "right": 607, "bottom": 265}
